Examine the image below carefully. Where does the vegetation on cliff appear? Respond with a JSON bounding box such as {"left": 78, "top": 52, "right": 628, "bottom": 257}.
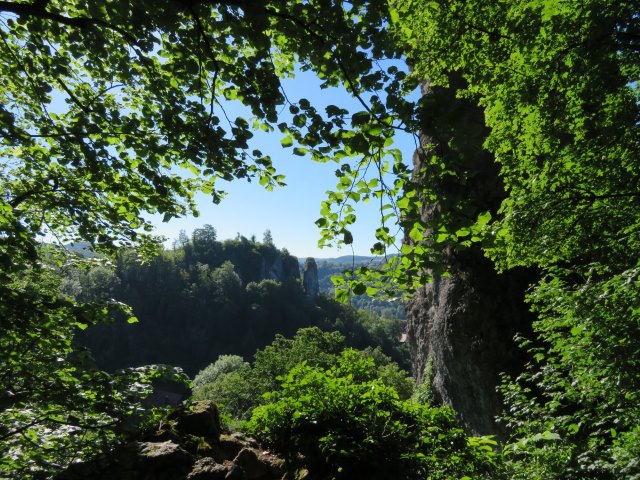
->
{"left": 392, "top": 0, "right": 640, "bottom": 477}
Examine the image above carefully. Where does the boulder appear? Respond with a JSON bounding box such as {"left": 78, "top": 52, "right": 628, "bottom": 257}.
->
{"left": 174, "top": 400, "right": 221, "bottom": 441}
{"left": 233, "top": 448, "right": 270, "bottom": 480}
{"left": 57, "top": 413, "right": 287, "bottom": 480}
{"left": 187, "top": 457, "right": 229, "bottom": 480}
{"left": 55, "top": 440, "right": 194, "bottom": 480}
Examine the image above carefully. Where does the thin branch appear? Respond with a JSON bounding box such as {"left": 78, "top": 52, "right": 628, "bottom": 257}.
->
{"left": 0, "top": 1, "right": 137, "bottom": 44}
{"left": 187, "top": 5, "right": 221, "bottom": 125}
{"left": 263, "top": 7, "right": 379, "bottom": 121}
{"left": 0, "top": 415, "right": 47, "bottom": 441}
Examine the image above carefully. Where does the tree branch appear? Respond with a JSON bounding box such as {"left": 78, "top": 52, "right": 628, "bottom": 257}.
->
{"left": 0, "top": 1, "right": 137, "bottom": 44}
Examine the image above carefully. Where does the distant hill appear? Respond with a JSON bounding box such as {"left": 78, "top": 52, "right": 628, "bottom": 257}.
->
{"left": 63, "top": 242, "right": 96, "bottom": 257}
{"left": 68, "top": 229, "right": 409, "bottom": 375}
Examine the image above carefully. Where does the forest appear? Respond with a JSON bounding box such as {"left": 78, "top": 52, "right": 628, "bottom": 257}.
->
{"left": 1, "top": 0, "right": 638, "bottom": 479}
{"left": 67, "top": 226, "right": 409, "bottom": 374}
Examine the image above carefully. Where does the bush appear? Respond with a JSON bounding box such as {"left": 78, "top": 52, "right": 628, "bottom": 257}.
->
{"left": 193, "top": 328, "right": 346, "bottom": 420}
{"left": 246, "top": 349, "right": 501, "bottom": 480}
{"left": 250, "top": 327, "right": 345, "bottom": 394}
{"left": 192, "top": 355, "right": 248, "bottom": 392}
{"left": 359, "top": 346, "right": 414, "bottom": 400}
{"left": 193, "top": 328, "right": 416, "bottom": 429}
{"left": 192, "top": 365, "right": 257, "bottom": 422}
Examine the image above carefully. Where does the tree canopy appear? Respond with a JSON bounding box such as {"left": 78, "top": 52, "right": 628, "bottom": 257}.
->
{"left": 0, "top": 1, "right": 412, "bottom": 476}
{"left": 0, "top": 0, "right": 413, "bottom": 261}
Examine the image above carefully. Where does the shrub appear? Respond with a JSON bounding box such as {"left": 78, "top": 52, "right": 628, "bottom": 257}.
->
{"left": 192, "top": 365, "right": 257, "bottom": 422}
{"left": 246, "top": 349, "right": 501, "bottom": 480}
{"left": 192, "top": 355, "right": 248, "bottom": 392}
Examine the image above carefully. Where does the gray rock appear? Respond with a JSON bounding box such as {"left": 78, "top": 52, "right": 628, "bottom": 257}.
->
{"left": 406, "top": 79, "right": 534, "bottom": 436}
{"left": 262, "top": 255, "right": 284, "bottom": 281}
{"left": 217, "top": 432, "right": 249, "bottom": 461}
{"left": 174, "top": 400, "right": 221, "bottom": 441}
{"left": 261, "top": 254, "right": 300, "bottom": 283}
{"left": 224, "top": 463, "right": 246, "bottom": 480}
{"left": 187, "top": 457, "right": 229, "bottom": 480}
{"left": 140, "top": 440, "right": 193, "bottom": 468}
{"left": 282, "top": 255, "right": 300, "bottom": 281}
{"left": 54, "top": 440, "right": 194, "bottom": 480}
{"left": 302, "top": 258, "right": 319, "bottom": 298}
{"left": 233, "top": 448, "right": 269, "bottom": 480}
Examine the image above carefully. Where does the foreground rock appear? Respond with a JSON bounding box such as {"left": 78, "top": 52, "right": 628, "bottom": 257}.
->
{"left": 55, "top": 401, "right": 289, "bottom": 480}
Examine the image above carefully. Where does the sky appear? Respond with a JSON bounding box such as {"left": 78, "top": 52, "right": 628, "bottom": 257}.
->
{"left": 149, "top": 67, "right": 420, "bottom": 259}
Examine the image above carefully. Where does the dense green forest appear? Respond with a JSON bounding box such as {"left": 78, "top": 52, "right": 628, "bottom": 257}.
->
{"left": 66, "top": 227, "right": 409, "bottom": 374}
{"left": 1, "top": 0, "right": 638, "bottom": 479}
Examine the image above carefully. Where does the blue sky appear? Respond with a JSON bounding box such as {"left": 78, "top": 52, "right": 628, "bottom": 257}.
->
{"left": 150, "top": 67, "right": 420, "bottom": 259}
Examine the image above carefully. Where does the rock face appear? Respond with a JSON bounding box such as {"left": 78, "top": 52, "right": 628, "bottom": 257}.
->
{"left": 302, "top": 258, "right": 319, "bottom": 299}
{"left": 406, "top": 79, "right": 534, "bottom": 436}
{"left": 282, "top": 255, "right": 301, "bottom": 282}
{"left": 55, "top": 401, "right": 287, "bottom": 480}
{"left": 261, "top": 254, "right": 300, "bottom": 283}
{"left": 171, "top": 399, "right": 222, "bottom": 440}
{"left": 406, "top": 251, "right": 534, "bottom": 435}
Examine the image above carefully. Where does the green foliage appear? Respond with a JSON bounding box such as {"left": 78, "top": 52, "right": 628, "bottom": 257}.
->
{"left": 316, "top": 259, "right": 407, "bottom": 320}
{"left": 72, "top": 234, "right": 409, "bottom": 376}
{"left": 375, "top": 361, "right": 414, "bottom": 401}
{"left": 192, "top": 355, "right": 248, "bottom": 393}
{"left": 192, "top": 328, "right": 345, "bottom": 420}
{"left": 356, "top": 309, "right": 410, "bottom": 368}
{"left": 192, "top": 364, "right": 258, "bottom": 423}
{"left": 192, "top": 327, "right": 415, "bottom": 427}
{"left": 357, "top": 346, "right": 414, "bottom": 400}
{"left": 501, "top": 265, "right": 640, "bottom": 479}
{"left": 412, "top": 359, "right": 435, "bottom": 406}
{"left": 390, "top": 0, "right": 640, "bottom": 478}
{"left": 251, "top": 327, "right": 346, "bottom": 392}
{"left": 246, "top": 349, "right": 500, "bottom": 480}
{"left": 0, "top": 0, "right": 409, "bottom": 476}
{"left": 0, "top": 250, "right": 190, "bottom": 478}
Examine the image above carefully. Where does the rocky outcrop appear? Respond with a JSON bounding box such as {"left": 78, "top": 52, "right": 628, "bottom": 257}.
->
{"left": 260, "top": 254, "right": 300, "bottom": 283}
{"left": 282, "top": 255, "right": 300, "bottom": 282}
{"left": 406, "top": 79, "right": 534, "bottom": 436}
{"left": 302, "top": 258, "right": 319, "bottom": 298}
{"left": 55, "top": 401, "right": 289, "bottom": 480}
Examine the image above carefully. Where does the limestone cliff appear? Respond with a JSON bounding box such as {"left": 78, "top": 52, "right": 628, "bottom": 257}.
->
{"left": 406, "top": 79, "right": 534, "bottom": 435}
{"left": 260, "top": 253, "right": 300, "bottom": 283}
{"left": 406, "top": 251, "right": 534, "bottom": 435}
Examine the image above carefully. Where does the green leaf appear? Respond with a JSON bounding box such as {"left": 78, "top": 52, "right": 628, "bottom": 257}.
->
{"left": 351, "top": 282, "right": 366, "bottom": 295}
{"left": 335, "top": 288, "right": 349, "bottom": 303}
